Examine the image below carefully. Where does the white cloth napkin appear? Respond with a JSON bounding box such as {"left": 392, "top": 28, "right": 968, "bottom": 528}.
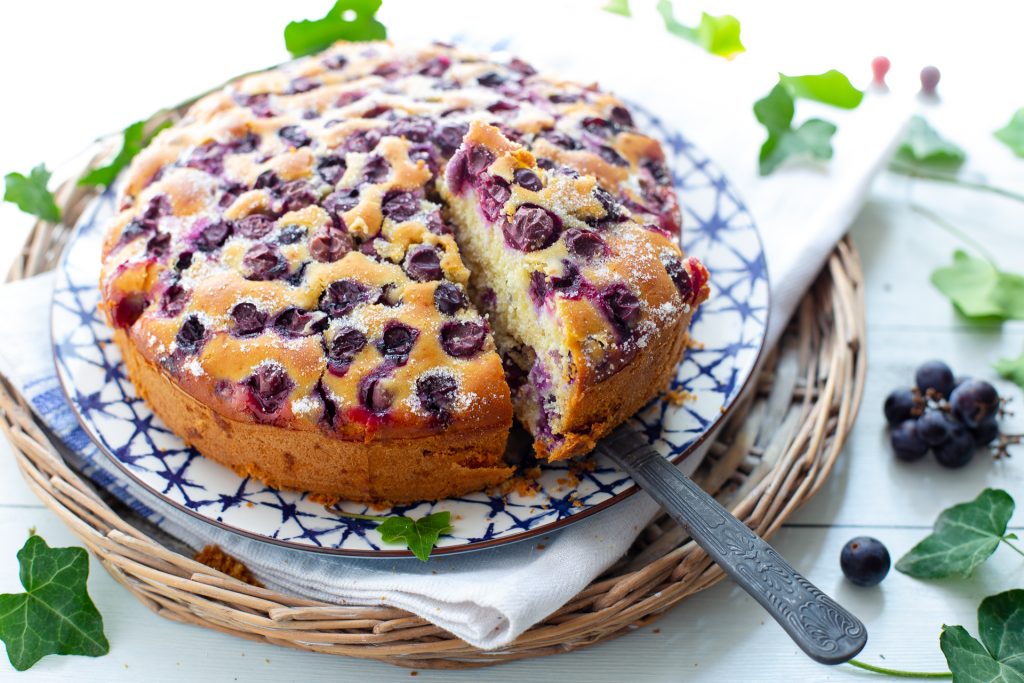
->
{"left": 0, "top": 5, "right": 910, "bottom": 650}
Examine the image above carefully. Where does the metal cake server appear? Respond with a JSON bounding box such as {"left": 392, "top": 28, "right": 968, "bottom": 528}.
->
{"left": 596, "top": 423, "right": 867, "bottom": 665}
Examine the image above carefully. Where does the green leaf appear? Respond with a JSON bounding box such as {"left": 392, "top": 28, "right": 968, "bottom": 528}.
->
{"left": 754, "top": 82, "right": 837, "bottom": 175}
{"left": 78, "top": 120, "right": 171, "bottom": 189}
{"left": 931, "top": 250, "right": 1024, "bottom": 321}
{"left": 655, "top": 1, "right": 745, "bottom": 58}
{"left": 995, "top": 108, "right": 1024, "bottom": 158}
{"left": 995, "top": 347, "right": 1024, "bottom": 388}
{"left": 779, "top": 70, "right": 864, "bottom": 109}
{"left": 377, "top": 512, "right": 453, "bottom": 562}
{"left": 602, "top": 0, "right": 631, "bottom": 17}
{"left": 892, "top": 115, "right": 967, "bottom": 173}
{"left": 896, "top": 488, "right": 1015, "bottom": 579}
{"left": 940, "top": 590, "right": 1024, "bottom": 682}
{"left": 753, "top": 82, "right": 795, "bottom": 133}
{"left": 0, "top": 535, "right": 109, "bottom": 671}
{"left": 284, "top": 0, "right": 387, "bottom": 58}
{"left": 3, "top": 164, "right": 60, "bottom": 223}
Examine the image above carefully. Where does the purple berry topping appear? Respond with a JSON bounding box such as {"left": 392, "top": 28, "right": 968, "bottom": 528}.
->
{"left": 376, "top": 321, "right": 419, "bottom": 364}
{"left": 513, "top": 168, "right": 542, "bottom": 191}
{"left": 323, "top": 188, "right": 360, "bottom": 221}
{"left": 236, "top": 214, "right": 274, "bottom": 239}
{"left": 358, "top": 366, "right": 393, "bottom": 414}
{"left": 343, "top": 129, "right": 382, "bottom": 153}
{"left": 416, "top": 373, "right": 458, "bottom": 423}
{"left": 159, "top": 283, "right": 189, "bottom": 317}
{"left": 277, "top": 180, "right": 318, "bottom": 213}
{"left": 381, "top": 190, "right": 421, "bottom": 222}
{"left": 504, "top": 205, "right": 561, "bottom": 252}
{"left": 610, "top": 105, "right": 634, "bottom": 128}
{"left": 309, "top": 226, "right": 353, "bottom": 263}
{"left": 316, "top": 155, "right": 347, "bottom": 185}
{"left": 112, "top": 293, "right": 147, "bottom": 329}
{"left": 230, "top": 302, "right": 267, "bottom": 337}
{"left": 433, "top": 282, "right": 466, "bottom": 315}
{"left": 563, "top": 228, "right": 607, "bottom": 259}
{"left": 146, "top": 232, "right": 171, "bottom": 258}
{"left": 440, "top": 320, "right": 487, "bottom": 358}
{"left": 434, "top": 122, "right": 469, "bottom": 156}
{"left": 319, "top": 279, "right": 370, "bottom": 317}
{"left": 478, "top": 176, "right": 511, "bottom": 222}
{"left": 242, "top": 243, "right": 288, "bottom": 281}
{"left": 278, "top": 125, "right": 312, "bottom": 148}
{"left": 362, "top": 154, "right": 390, "bottom": 184}
{"left": 327, "top": 326, "right": 367, "bottom": 375}
{"left": 403, "top": 243, "right": 444, "bottom": 281}
{"left": 194, "top": 219, "right": 233, "bottom": 251}
{"left": 243, "top": 364, "right": 294, "bottom": 415}
{"left": 600, "top": 283, "right": 641, "bottom": 333}
{"left": 272, "top": 307, "right": 328, "bottom": 337}
{"left": 175, "top": 315, "right": 206, "bottom": 354}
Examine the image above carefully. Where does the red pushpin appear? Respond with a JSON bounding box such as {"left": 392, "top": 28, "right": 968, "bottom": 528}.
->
{"left": 871, "top": 56, "right": 891, "bottom": 89}
{"left": 920, "top": 66, "right": 941, "bottom": 96}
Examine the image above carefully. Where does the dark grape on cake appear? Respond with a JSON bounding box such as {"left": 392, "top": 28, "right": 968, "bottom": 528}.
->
{"left": 98, "top": 41, "right": 709, "bottom": 503}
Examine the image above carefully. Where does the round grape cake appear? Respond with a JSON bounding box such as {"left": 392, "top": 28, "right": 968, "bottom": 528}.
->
{"left": 98, "top": 41, "right": 710, "bottom": 504}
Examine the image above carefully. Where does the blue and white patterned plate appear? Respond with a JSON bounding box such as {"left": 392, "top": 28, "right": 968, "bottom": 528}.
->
{"left": 52, "top": 104, "right": 768, "bottom": 557}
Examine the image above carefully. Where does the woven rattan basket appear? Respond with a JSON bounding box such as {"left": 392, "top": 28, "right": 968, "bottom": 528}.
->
{"left": 0, "top": 119, "right": 865, "bottom": 668}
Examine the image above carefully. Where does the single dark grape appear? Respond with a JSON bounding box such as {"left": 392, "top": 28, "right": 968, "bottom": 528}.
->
{"left": 891, "top": 419, "right": 929, "bottom": 461}
{"left": 915, "top": 410, "right": 952, "bottom": 446}
{"left": 884, "top": 388, "right": 917, "bottom": 427}
{"left": 840, "top": 537, "right": 891, "bottom": 587}
{"left": 915, "top": 360, "right": 955, "bottom": 398}
{"left": 934, "top": 423, "right": 975, "bottom": 468}
{"left": 969, "top": 415, "right": 1000, "bottom": 447}
{"left": 949, "top": 379, "right": 1000, "bottom": 428}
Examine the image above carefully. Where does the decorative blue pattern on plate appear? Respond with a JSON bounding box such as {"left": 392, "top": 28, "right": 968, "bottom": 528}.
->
{"left": 51, "top": 104, "right": 768, "bottom": 557}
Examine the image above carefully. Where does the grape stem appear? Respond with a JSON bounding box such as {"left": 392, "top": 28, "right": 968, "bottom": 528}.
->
{"left": 909, "top": 204, "right": 1000, "bottom": 267}
{"left": 847, "top": 659, "right": 951, "bottom": 678}
{"left": 1002, "top": 536, "right": 1024, "bottom": 559}
{"left": 890, "top": 160, "right": 1024, "bottom": 205}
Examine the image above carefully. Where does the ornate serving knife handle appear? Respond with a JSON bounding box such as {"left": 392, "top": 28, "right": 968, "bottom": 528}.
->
{"left": 598, "top": 424, "right": 867, "bottom": 665}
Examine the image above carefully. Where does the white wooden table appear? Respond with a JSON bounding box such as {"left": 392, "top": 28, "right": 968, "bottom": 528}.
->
{"left": 1, "top": 2, "right": 1022, "bottom": 680}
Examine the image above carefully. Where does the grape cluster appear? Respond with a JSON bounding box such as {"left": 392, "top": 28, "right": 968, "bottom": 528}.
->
{"left": 884, "top": 360, "right": 1002, "bottom": 468}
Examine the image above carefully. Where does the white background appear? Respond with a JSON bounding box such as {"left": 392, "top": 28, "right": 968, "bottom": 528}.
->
{"left": 1, "top": 1, "right": 1023, "bottom": 680}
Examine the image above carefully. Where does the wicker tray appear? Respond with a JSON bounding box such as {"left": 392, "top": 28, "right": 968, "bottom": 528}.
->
{"left": 0, "top": 131, "right": 865, "bottom": 668}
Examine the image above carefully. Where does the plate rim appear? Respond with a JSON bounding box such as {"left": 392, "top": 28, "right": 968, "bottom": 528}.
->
{"left": 52, "top": 143, "right": 771, "bottom": 561}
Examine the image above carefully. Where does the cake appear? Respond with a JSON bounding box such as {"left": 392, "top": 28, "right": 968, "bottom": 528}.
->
{"left": 98, "top": 41, "right": 710, "bottom": 504}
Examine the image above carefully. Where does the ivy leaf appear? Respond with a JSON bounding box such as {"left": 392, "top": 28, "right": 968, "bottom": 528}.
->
{"left": 655, "top": 1, "right": 745, "bottom": 59}
{"left": 284, "top": 0, "right": 387, "bottom": 58}
{"left": 602, "top": 0, "right": 631, "bottom": 17}
{"left": 754, "top": 83, "right": 836, "bottom": 176}
{"left": 0, "top": 535, "right": 109, "bottom": 671}
{"left": 940, "top": 590, "right": 1024, "bottom": 682}
{"left": 377, "top": 511, "right": 453, "bottom": 562}
{"left": 779, "top": 70, "right": 864, "bottom": 109}
{"left": 995, "top": 347, "right": 1024, "bottom": 388}
{"left": 892, "top": 115, "right": 967, "bottom": 173}
{"left": 994, "top": 108, "right": 1024, "bottom": 158}
{"left": 79, "top": 120, "right": 172, "bottom": 189}
{"left": 3, "top": 164, "right": 61, "bottom": 223}
{"left": 896, "top": 488, "right": 1016, "bottom": 579}
{"left": 931, "top": 250, "right": 1024, "bottom": 321}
